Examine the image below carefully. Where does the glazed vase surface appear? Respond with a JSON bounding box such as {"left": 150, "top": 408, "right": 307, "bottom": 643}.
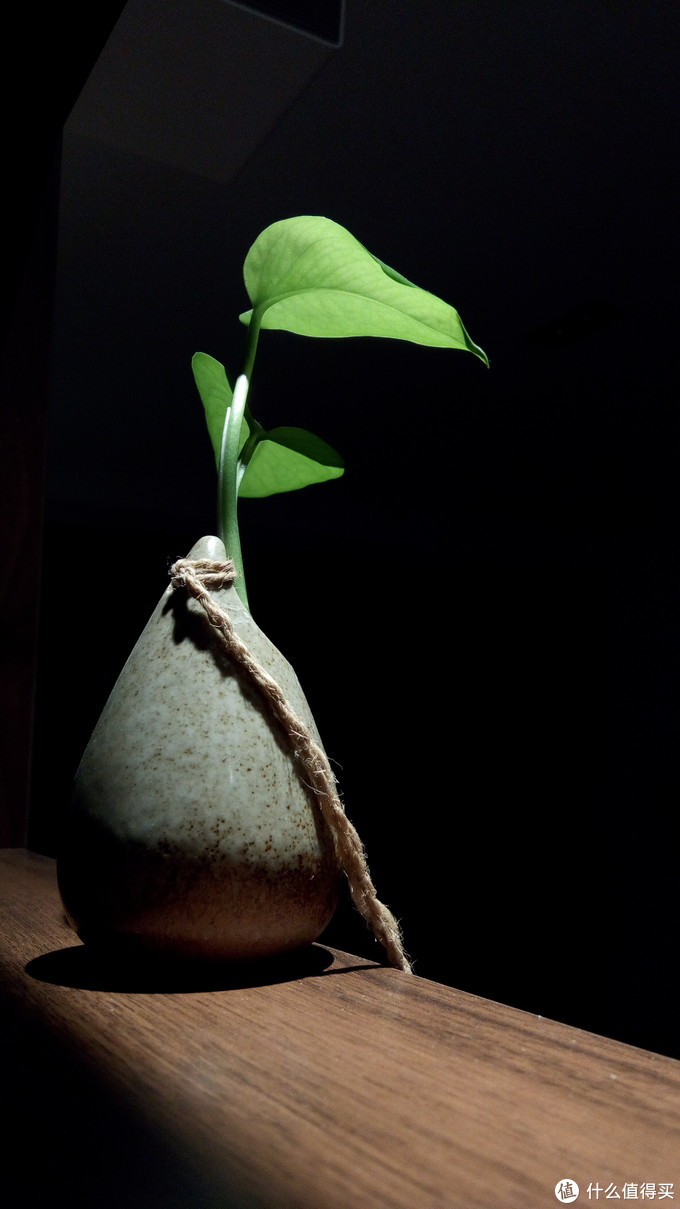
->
{"left": 57, "top": 536, "right": 340, "bottom": 960}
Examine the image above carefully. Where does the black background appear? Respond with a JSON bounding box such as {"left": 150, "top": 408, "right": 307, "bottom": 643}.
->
{"left": 23, "top": 1, "right": 680, "bottom": 1060}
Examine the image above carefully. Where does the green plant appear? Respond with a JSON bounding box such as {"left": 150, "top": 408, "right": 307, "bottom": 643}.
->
{"left": 192, "top": 216, "right": 488, "bottom": 609}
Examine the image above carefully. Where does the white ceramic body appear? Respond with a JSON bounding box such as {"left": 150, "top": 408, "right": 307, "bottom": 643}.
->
{"left": 57, "top": 536, "right": 340, "bottom": 960}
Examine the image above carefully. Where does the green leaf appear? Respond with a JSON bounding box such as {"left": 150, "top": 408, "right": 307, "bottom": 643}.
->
{"left": 192, "top": 352, "right": 249, "bottom": 467}
{"left": 239, "top": 426, "right": 345, "bottom": 498}
{"left": 239, "top": 216, "right": 488, "bottom": 363}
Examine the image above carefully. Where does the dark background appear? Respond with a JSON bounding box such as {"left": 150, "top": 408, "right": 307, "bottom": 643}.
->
{"left": 8, "top": 1, "right": 680, "bottom": 1058}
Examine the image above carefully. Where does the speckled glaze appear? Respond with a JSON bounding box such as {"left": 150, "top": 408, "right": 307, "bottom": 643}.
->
{"left": 57, "top": 536, "right": 340, "bottom": 961}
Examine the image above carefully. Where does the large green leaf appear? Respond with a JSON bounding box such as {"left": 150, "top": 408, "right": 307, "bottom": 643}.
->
{"left": 239, "top": 426, "right": 344, "bottom": 498}
{"left": 239, "top": 216, "right": 488, "bottom": 362}
{"left": 192, "top": 351, "right": 249, "bottom": 467}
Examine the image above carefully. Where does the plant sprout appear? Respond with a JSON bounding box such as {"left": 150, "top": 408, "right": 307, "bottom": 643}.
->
{"left": 192, "top": 216, "right": 488, "bottom": 609}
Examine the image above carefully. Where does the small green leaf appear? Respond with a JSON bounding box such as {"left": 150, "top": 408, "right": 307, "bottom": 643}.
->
{"left": 239, "top": 216, "right": 488, "bottom": 363}
{"left": 239, "top": 426, "right": 345, "bottom": 498}
{"left": 192, "top": 352, "right": 249, "bottom": 467}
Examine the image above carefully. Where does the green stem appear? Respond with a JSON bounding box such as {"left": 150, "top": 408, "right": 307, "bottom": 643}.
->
{"left": 216, "top": 315, "right": 263, "bottom": 610}
{"left": 218, "top": 374, "right": 249, "bottom": 608}
{"left": 242, "top": 309, "right": 262, "bottom": 382}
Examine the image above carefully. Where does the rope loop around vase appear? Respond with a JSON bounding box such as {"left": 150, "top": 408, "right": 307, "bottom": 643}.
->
{"left": 171, "top": 557, "right": 238, "bottom": 592}
{"left": 169, "top": 556, "right": 412, "bottom": 974}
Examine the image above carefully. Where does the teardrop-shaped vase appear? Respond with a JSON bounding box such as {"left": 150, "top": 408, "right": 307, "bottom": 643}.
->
{"left": 57, "top": 536, "right": 341, "bottom": 961}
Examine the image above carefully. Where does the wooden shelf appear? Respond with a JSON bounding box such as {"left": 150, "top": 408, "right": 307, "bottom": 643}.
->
{"left": 1, "top": 848, "right": 678, "bottom": 1208}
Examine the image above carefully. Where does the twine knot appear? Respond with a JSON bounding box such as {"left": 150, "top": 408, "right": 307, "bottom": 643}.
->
{"left": 170, "top": 557, "right": 238, "bottom": 592}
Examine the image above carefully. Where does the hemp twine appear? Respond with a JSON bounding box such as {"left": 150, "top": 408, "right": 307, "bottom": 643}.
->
{"left": 170, "top": 556, "right": 412, "bottom": 973}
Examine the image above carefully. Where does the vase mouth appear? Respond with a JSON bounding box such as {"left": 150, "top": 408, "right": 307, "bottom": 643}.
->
{"left": 184, "top": 534, "right": 226, "bottom": 562}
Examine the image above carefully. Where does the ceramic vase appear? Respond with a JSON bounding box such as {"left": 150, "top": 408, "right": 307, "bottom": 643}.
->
{"left": 57, "top": 535, "right": 340, "bottom": 961}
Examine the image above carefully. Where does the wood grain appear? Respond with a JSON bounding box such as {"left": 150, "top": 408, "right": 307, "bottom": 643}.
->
{"left": 1, "top": 848, "right": 678, "bottom": 1209}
